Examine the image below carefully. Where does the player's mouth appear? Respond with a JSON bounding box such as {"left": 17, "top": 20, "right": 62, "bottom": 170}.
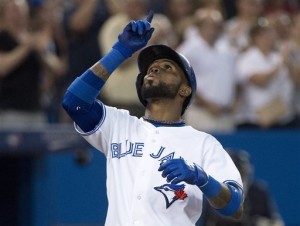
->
{"left": 145, "top": 73, "right": 158, "bottom": 81}
{"left": 144, "top": 74, "right": 160, "bottom": 87}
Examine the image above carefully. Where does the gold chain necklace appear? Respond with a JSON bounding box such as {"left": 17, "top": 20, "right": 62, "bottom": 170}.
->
{"left": 142, "top": 116, "right": 185, "bottom": 125}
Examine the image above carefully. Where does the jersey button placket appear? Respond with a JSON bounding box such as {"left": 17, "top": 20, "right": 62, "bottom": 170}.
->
{"left": 151, "top": 130, "right": 159, "bottom": 143}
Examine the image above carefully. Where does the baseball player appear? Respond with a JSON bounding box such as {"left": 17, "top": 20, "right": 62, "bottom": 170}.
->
{"left": 62, "top": 11, "right": 244, "bottom": 226}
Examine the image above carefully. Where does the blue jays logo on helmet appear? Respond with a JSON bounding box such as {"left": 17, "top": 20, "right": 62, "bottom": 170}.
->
{"left": 136, "top": 44, "right": 197, "bottom": 115}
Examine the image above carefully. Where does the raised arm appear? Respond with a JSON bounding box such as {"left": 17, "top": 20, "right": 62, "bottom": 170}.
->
{"left": 62, "top": 11, "right": 154, "bottom": 132}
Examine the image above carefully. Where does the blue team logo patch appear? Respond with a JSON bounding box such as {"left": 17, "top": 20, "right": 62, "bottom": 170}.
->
{"left": 154, "top": 183, "right": 188, "bottom": 209}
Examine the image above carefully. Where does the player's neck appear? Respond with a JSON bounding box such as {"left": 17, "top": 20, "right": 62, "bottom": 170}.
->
{"left": 144, "top": 105, "right": 182, "bottom": 123}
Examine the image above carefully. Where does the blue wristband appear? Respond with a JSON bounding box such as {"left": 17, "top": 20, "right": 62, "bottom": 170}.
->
{"left": 216, "top": 184, "right": 242, "bottom": 216}
{"left": 100, "top": 48, "right": 127, "bottom": 74}
{"left": 112, "top": 41, "right": 133, "bottom": 58}
{"left": 199, "top": 176, "right": 222, "bottom": 198}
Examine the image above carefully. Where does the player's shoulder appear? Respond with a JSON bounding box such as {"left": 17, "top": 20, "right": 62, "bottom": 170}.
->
{"left": 184, "top": 125, "right": 219, "bottom": 142}
{"left": 104, "top": 105, "right": 140, "bottom": 123}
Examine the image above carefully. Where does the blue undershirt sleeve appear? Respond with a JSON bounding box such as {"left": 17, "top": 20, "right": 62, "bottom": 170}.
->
{"left": 62, "top": 69, "right": 105, "bottom": 132}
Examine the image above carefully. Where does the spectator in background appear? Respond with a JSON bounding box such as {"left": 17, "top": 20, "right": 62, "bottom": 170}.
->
{"left": 148, "top": 14, "right": 178, "bottom": 48}
{"left": 222, "top": 0, "right": 264, "bottom": 54}
{"left": 281, "top": 13, "right": 300, "bottom": 126}
{"left": 165, "top": 0, "right": 200, "bottom": 46}
{"left": 263, "top": 10, "right": 300, "bottom": 128}
{"left": 220, "top": 0, "right": 237, "bottom": 20}
{"left": 104, "top": 0, "right": 126, "bottom": 15}
{"left": 27, "top": 0, "right": 68, "bottom": 122}
{"left": 104, "top": 0, "right": 166, "bottom": 16}
{"left": 198, "top": 0, "right": 226, "bottom": 17}
{"left": 198, "top": 149, "right": 285, "bottom": 226}
{"left": 264, "top": 0, "right": 298, "bottom": 15}
{"left": 58, "top": 0, "right": 109, "bottom": 122}
{"left": 235, "top": 18, "right": 298, "bottom": 129}
{"left": 177, "top": 8, "right": 238, "bottom": 133}
{"left": 0, "top": 0, "right": 64, "bottom": 126}
{"left": 266, "top": 11, "right": 292, "bottom": 47}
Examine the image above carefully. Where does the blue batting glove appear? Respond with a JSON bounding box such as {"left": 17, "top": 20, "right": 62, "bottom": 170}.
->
{"left": 158, "top": 159, "right": 208, "bottom": 186}
{"left": 112, "top": 11, "right": 155, "bottom": 58}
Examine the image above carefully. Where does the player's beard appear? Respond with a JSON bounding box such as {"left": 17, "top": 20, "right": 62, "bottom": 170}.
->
{"left": 141, "top": 81, "right": 181, "bottom": 100}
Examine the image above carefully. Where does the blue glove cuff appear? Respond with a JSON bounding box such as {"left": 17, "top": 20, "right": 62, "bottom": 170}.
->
{"left": 112, "top": 41, "right": 133, "bottom": 58}
{"left": 215, "top": 184, "right": 242, "bottom": 216}
{"left": 100, "top": 48, "right": 127, "bottom": 74}
{"left": 198, "top": 176, "right": 222, "bottom": 198}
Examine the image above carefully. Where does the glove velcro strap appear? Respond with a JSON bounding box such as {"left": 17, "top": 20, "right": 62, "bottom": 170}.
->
{"left": 215, "top": 184, "right": 242, "bottom": 216}
{"left": 100, "top": 47, "right": 127, "bottom": 74}
{"left": 198, "top": 176, "right": 222, "bottom": 198}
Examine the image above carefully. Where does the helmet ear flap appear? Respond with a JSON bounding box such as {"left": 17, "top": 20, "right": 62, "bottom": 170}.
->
{"left": 136, "top": 73, "right": 147, "bottom": 107}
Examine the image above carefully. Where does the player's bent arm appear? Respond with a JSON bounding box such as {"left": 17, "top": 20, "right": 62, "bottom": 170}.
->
{"left": 158, "top": 159, "right": 244, "bottom": 220}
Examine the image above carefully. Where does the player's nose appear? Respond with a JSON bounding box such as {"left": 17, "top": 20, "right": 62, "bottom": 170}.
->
{"left": 149, "top": 66, "right": 160, "bottom": 74}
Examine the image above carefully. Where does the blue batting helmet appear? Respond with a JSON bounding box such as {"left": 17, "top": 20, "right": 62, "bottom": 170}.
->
{"left": 136, "top": 44, "right": 197, "bottom": 115}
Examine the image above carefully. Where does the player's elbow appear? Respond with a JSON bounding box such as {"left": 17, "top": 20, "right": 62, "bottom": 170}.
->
{"left": 62, "top": 91, "right": 83, "bottom": 115}
{"left": 214, "top": 184, "right": 244, "bottom": 220}
{"left": 62, "top": 91, "right": 72, "bottom": 113}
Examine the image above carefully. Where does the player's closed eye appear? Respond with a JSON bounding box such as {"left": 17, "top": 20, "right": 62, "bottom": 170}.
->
{"left": 162, "top": 63, "right": 173, "bottom": 70}
{"left": 147, "top": 63, "right": 172, "bottom": 74}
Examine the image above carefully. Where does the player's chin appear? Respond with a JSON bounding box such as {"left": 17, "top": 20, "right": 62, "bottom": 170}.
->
{"left": 143, "top": 80, "right": 158, "bottom": 88}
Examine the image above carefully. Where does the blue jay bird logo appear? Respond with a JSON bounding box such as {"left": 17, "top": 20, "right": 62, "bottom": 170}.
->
{"left": 154, "top": 183, "right": 188, "bottom": 209}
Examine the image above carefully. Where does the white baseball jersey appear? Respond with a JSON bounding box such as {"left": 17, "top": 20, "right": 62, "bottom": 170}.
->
{"left": 75, "top": 103, "right": 243, "bottom": 226}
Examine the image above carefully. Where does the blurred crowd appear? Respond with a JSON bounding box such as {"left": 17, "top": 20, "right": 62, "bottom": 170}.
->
{"left": 0, "top": 0, "right": 299, "bottom": 132}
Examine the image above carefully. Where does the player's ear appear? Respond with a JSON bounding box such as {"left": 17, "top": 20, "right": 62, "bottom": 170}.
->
{"left": 179, "top": 85, "right": 192, "bottom": 97}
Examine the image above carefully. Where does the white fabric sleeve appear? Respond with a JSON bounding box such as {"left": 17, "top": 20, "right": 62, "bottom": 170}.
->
{"left": 201, "top": 135, "right": 243, "bottom": 189}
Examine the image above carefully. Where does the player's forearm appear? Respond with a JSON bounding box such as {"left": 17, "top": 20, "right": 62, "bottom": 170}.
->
{"left": 205, "top": 182, "right": 243, "bottom": 219}
{"left": 90, "top": 47, "right": 127, "bottom": 81}
{"left": 90, "top": 62, "right": 110, "bottom": 81}
{"left": 198, "top": 175, "right": 243, "bottom": 220}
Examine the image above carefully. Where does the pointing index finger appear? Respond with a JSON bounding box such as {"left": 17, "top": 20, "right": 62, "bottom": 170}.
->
{"left": 145, "top": 10, "right": 154, "bottom": 23}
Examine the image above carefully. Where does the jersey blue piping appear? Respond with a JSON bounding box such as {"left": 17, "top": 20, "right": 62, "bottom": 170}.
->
{"left": 146, "top": 122, "right": 186, "bottom": 127}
